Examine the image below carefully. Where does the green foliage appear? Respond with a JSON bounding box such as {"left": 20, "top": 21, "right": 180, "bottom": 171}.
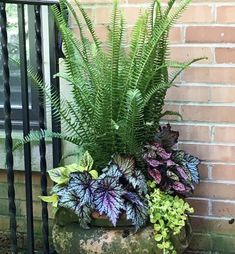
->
{"left": 18, "top": 0, "right": 203, "bottom": 170}
{"left": 147, "top": 183, "right": 194, "bottom": 253}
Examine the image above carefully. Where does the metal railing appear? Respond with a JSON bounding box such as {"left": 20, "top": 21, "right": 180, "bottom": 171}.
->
{"left": 0, "top": 1, "right": 61, "bottom": 253}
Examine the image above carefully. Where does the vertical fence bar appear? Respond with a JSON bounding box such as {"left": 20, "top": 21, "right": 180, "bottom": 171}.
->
{"left": 0, "top": 3, "right": 18, "bottom": 253}
{"left": 48, "top": 7, "right": 61, "bottom": 168}
{"left": 17, "top": 4, "right": 35, "bottom": 253}
{"left": 34, "top": 5, "right": 50, "bottom": 253}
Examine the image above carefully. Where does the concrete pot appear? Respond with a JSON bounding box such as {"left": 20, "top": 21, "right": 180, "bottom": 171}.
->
{"left": 52, "top": 208, "right": 192, "bottom": 254}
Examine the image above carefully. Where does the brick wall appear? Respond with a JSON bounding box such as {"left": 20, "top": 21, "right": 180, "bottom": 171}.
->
{"left": 1, "top": 0, "right": 235, "bottom": 252}
{"left": 74, "top": 0, "right": 235, "bottom": 252}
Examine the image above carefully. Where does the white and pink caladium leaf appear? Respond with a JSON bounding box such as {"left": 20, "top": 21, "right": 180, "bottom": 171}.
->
{"left": 93, "top": 176, "right": 125, "bottom": 226}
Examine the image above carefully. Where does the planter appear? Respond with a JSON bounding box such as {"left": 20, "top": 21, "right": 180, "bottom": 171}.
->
{"left": 52, "top": 208, "right": 192, "bottom": 254}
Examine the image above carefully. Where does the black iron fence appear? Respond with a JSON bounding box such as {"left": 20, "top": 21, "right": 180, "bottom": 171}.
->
{"left": 0, "top": 0, "right": 61, "bottom": 253}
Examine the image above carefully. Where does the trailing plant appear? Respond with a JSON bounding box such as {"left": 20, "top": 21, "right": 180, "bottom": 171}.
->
{"left": 143, "top": 124, "right": 200, "bottom": 196}
{"left": 147, "top": 184, "right": 194, "bottom": 253}
{"left": 14, "top": 0, "right": 204, "bottom": 171}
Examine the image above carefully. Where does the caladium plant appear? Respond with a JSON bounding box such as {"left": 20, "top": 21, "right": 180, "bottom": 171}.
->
{"left": 144, "top": 124, "right": 200, "bottom": 196}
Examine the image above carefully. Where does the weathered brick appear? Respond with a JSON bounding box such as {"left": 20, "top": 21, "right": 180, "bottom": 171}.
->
{"left": 189, "top": 233, "right": 212, "bottom": 251}
{"left": 212, "top": 200, "right": 235, "bottom": 217}
{"left": 212, "top": 235, "right": 235, "bottom": 252}
{"left": 190, "top": 216, "right": 235, "bottom": 234}
{"left": 187, "top": 198, "right": 209, "bottom": 216}
{"left": 186, "top": 26, "right": 235, "bottom": 43}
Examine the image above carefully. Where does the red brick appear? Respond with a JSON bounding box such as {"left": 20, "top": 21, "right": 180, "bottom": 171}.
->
{"left": 214, "top": 127, "right": 235, "bottom": 143}
{"left": 210, "top": 87, "right": 235, "bottom": 103}
{"left": 180, "top": 143, "right": 235, "bottom": 163}
{"left": 217, "top": 6, "right": 235, "bottom": 23}
{"left": 170, "top": 46, "right": 213, "bottom": 64}
{"left": 186, "top": 26, "right": 235, "bottom": 43}
{"left": 193, "top": 181, "right": 235, "bottom": 200}
{"left": 198, "top": 164, "right": 209, "bottom": 180}
{"left": 170, "top": 124, "right": 210, "bottom": 142}
{"left": 187, "top": 198, "right": 209, "bottom": 216}
{"left": 190, "top": 216, "right": 235, "bottom": 234}
{"left": 166, "top": 86, "right": 209, "bottom": 102}
{"left": 169, "top": 27, "right": 183, "bottom": 44}
{"left": 181, "top": 105, "right": 235, "bottom": 123}
{"left": 212, "top": 200, "right": 235, "bottom": 217}
{"left": 180, "top": 6, "right": 213, "bottom": 23}
{"left": 212, "top": 165, "right": 235, "bottom": 181}
{"left": 183, "top": 67, "right": 235, "bottom": 84}
{"left": 216, "top": 48, "right": 235, "bottom": 64}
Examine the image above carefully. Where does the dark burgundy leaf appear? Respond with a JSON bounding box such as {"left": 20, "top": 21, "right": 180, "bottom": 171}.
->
{"left": 154, "top": 124, "right": 179, "bottom": 152}
{"left": 148, "top": 167, "right": 162, "bottom": 184}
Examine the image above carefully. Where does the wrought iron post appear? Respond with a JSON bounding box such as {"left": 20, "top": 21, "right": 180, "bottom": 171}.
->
{"left": 0, "top": 2, "right": 18, "bottom": 253}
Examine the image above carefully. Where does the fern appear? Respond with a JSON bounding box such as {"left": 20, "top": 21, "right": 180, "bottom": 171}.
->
{"left": 16, "top": 0, "right": 204, "bottom": 171}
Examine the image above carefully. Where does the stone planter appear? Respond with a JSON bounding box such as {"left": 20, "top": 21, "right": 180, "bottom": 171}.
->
{"left": 52, "top": 208, "right": 192, "bottom": 254}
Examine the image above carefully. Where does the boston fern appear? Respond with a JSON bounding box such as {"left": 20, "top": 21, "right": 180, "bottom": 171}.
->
{"left": 16, "top": 0, "right": 203, "bottom": 170}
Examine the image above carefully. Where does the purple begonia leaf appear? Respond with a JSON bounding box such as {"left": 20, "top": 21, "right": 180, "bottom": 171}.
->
{"left": 69, "top": 172, "right": 96, "bottom": 205}
{"left": 128, "top": 170, "right": 148, "bottom": 195}
{"left": 58, "top": 188, "right": 92, "bottom": 228}
{"left": 100, "top": 163, "right": 122, "bottom": 180}
{"left": 112, "top": 154, "right": 135, "bottom": 177}
{"left": 93, "top": 176, "right": 125, "bottom": 226}
{"left": 148, "top": 167, "right": 162, "bottom": 184}
{"left": 154, "top": 124, "right": 179, "bottom": 152}
{"left": 125, "top": 196, "right": 148, "bottom": 231}
{"left": 175, "top": 166, "right": 189, "bottom": 181}
{"left": 171, "top": 181, "right": 186, "bottom": 193}
{"left": 167, "top": 170, "right": 179, "bottom": 181}
{"left": 183, "top": 153, "right": 200, "bottom": 184}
